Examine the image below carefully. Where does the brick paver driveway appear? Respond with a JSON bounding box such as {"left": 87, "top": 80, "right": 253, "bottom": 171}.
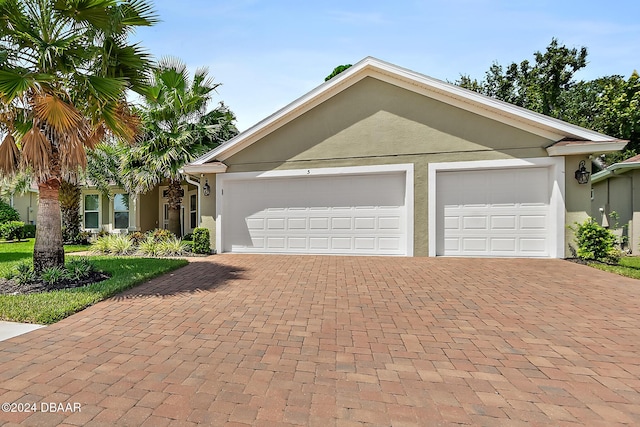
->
{"left": 1, "top": 255, "right": 639, "bottom": 426}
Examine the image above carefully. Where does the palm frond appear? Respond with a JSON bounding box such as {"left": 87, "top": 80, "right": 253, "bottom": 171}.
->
{"left": 21, "top": 127, "right": 51, "bottom": 180}
{"left": 33, "top": 93, "right": 83, "bottom": 133}
{"left": 0, "top": 133, "right": 20, "bottom": 176}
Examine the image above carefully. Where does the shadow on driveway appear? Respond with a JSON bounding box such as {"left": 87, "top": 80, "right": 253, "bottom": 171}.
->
{"left": 112, "top": 257, "right": 247, "bottom": 299}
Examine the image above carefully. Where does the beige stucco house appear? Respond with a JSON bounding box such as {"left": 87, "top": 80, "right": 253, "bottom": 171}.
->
{"left": 79, "top": 181, "right": 200, "bottom": 236}
{"left": 591, "top": 154, "right": 640, "bottom": 253}
{"left": 6, "top": 188, "right": 38, "bottom": 225}
{"left": 173, "top": 57, "right": 625, "bottom": 258}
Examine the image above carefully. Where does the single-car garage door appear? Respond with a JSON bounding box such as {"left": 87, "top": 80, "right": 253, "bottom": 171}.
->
{"left": 436, "top": 167, "right": 552, "bottom": 257}
{"left": 221, "top": 171, "right": 409, "bottom": 255}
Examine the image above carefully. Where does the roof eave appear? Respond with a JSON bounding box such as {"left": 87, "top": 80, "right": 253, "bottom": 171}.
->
{"left": 591, "top": 162, "right": 640, "bottom": 183}
{"left": 181, "top": 162, "right": 228, "bottom": 175}
{"left": 546, "top": 141, "right": 628, "bottom": 157}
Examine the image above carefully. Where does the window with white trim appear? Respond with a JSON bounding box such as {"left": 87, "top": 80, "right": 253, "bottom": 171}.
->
{"left": 84, "top": 194, "right": 100, "bottom": 229}
{"left": 190, "top": 194, "right": 197, "bottom": 229}
{"left": 114, "top": 193, "right": 130, "bottom": 229}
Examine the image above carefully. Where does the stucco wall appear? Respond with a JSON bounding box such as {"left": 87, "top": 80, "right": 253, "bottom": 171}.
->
{"left": 591, "top": 170, "right": 638, "bottom": 254}
{"left": 564, "top": 155, "right": 593, "bottom": 257}
{"left": 138, "top": 187, "right": 159, "bottom": 232}
{"left": 11, "top": 192, "right": 38, "bottom": 225}
{"left": 199, "top": 175, "right": 217, "bottom": 252}
{"left": 205, "top": 77, "right": 561, "bottom": 256}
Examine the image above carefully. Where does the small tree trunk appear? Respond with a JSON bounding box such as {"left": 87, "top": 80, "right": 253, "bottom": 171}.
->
{"left": 34, "top": 179, "right": 65, "bottom": 274}
{"left": 167, "top": 179, "right": 183, "bottom": 237}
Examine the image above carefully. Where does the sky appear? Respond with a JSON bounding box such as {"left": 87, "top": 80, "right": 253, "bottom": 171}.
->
{"left": 133, "top": 0, "right": 640, "bottom": 132}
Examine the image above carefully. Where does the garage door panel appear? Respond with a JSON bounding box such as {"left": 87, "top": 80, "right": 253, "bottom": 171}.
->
{"left": 437, "top": 167, "right": 551, "bottom": 257}
{"left": 223, "top": 172, "right": 407, "bottom": 255}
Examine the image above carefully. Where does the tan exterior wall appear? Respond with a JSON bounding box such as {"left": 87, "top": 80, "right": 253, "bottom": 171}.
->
{"left": 564, "top": 155, "right": 593, "bottom": 257}
{"left": 213, "top": 77, "right": 557, "bottom": 256}
{"left": 199, "top": 175, "right": 217, "bottom": 251}
{"left": 11, "top": 192, "right": 38, "bottom": 225}
{"left": 139, "top": 187, "right": 159, "bottom": 232}
{"left": 591, "top": 170, "right": 638, "bottom": 254}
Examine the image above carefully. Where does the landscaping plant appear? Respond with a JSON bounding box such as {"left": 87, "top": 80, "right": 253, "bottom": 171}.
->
{"left": 192, "top": 227, "right": 211, "bottom": 254}
{"left": 571, "top": 217, "right": 621, "bottom": 263}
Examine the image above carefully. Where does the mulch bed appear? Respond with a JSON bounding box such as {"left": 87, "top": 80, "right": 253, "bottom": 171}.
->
{"left": 0, "top": 271, "right": 110, "bottom": 295}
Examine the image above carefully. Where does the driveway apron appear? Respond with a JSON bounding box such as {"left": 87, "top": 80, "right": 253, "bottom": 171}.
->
{"left": 0, "top": 255, "right": 639, "bottom": 426}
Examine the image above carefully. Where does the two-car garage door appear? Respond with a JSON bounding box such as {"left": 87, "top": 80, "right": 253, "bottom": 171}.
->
{"left": 221, "top": 170, "right": 409, "bottom": 255}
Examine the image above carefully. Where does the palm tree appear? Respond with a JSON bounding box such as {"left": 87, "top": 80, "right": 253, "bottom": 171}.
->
{"left": 0, "top": 0, "right": 156, "bottom": 273}
{"left": 122, "top": 58, "right": 238, "bottom": 236}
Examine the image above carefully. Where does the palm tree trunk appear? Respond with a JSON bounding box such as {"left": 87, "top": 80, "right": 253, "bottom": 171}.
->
{"left": 167, "top": 179, "right": 183, "bottom": 237}
{"left": 59, "top": 180, "right": 81, "bottom": 243}
{"left": 33, "top": 178, "right": 64, "bottom": 274}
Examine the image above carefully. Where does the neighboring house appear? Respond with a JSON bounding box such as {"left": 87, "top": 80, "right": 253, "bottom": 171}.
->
{"left": 591, "top": 154, "right": 640, "bottom": 253}
{"left": 173, "top": 57, "right": 625, "bottom": 258}
{"left": 8, "top": 188, "right": 38, "bottom": 225}
{"left": 79, "top": 181, "right": 201, "bottom": 236}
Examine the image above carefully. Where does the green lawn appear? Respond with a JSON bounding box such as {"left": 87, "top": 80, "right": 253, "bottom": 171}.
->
{"left": 588, "top": 256, "right": 640, "bottom": 280}
{"left": 0, "top": 239, "right": 188, "bottom": 324}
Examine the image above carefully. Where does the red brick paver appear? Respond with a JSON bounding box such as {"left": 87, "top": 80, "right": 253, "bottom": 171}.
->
{"left": 1, "top": 255, "right": 639, "bottom": 426}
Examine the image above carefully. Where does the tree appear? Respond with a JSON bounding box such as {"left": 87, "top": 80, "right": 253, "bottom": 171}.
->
{"left": 122, "top": 58, "right": 238, "bottom": 237}
{"left": 0, "top": 0, "right": 156, "bottom": 273}
{"left": 325, "top": 64, "right": 352, "bottom": 81}
{"left": 456, "top": 38, "right": 587, "bottom": 117}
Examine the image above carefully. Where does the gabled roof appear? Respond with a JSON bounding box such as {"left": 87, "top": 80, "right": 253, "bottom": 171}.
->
{"left": 591, "top": 155, "right": 640, "bottom": 183}
{"left": 186, "top": 57, "right": 623, "bottom": 171}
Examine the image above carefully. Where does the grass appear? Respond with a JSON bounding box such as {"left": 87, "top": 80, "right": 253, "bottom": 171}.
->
{"left": 0, "top": 239, "right": 188, "bottom": 324}
{"left": 588, "top": 256, "right": 640, "bottom": 280}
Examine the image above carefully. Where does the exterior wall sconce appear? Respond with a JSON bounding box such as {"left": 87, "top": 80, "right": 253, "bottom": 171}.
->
{"left": 574, "top": 160, "right": 590, "bottom": 184}
{"left": 203, "top": 179, "right": 211, "bottom": 196}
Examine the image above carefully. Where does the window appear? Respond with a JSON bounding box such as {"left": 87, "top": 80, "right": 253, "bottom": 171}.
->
{"left": 190, "top": 194, "right": 197, "bottom": 229}
{"left": 114, "top": 194, "right": 130, "bottom": 229}
{"left": 84, "top": 194, "right": 99, "bottom": 229}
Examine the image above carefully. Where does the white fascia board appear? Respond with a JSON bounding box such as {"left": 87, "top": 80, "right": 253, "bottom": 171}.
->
{"left": 181, "top": 163, "right": 228, "bottom": 174}
{"left": 591, "top": 162, "right": 640, "bottom": 183}
{"left": 546, "top": 141, "right": 628, "bottom": 156}
{"left": 193, "top": 57, "right": 617, "bottom": 165}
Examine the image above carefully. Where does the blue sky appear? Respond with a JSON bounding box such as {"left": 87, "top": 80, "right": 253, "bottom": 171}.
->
{"left": 134, "top": 0, "right": 640, "bottom": 131}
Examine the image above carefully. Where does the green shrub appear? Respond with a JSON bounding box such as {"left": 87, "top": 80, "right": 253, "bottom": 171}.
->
{"left": 0, "top": 221, "right": 25, "bottom": 240}
{"left": 158, "top": 237, "right": 188, "bottom": 256}
{"left": 182, "top": 233, "right": 193, "bottom": 241}
{"left": 0, "top": 199, "right": 20, "bottom": 223}
{"left": 192, "top": 227, "right": 210, "bottom": 254}
{"left": 41, "top": 266, "right": 66, "bottom": 285}
{"left": 571, "top": 217, "right": 620, "bottom": 263}
{"left": 14, "top": 262, "right": 36, "bottom": 285}
{"left": 91, "top": 234, "right": 113, "bottom": 254}
{"left": 22, "top": 224, "right": 36, "bottom": 238}
{"left": 65, "top": 257, "right": 95, "bottom": 280}
{"left": 91, "top": 234, "right": 134, "bottom": 255}
{"left": 109, "top": 234, "right": 135, "bottom": 255}
{"left": 138, "top": 236, "right": 160, "bottom": 256}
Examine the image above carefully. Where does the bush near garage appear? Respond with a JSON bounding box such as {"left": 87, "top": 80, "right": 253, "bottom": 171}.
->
{"left": 192, "top": 227, "right": 211, "bottom": 254}
{"left": 572, "top": 217, "right": 621, "bottom": 264}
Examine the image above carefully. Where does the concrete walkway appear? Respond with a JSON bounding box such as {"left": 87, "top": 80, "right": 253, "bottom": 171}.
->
{"left": 0, "top": 321, "right": 44, "bottom": 342}
{"left": 0, "top": 255, "right": 639, "bottom": 426}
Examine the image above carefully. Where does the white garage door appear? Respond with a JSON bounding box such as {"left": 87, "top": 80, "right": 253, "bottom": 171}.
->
{"left": 436, "top": 167, "right": 552, "bottom": 257}
{"left": 222, "top": 172, "right": 408, "bottom": 255}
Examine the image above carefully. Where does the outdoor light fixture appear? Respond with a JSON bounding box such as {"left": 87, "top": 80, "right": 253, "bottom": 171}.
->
{"left": 574, "top": 160, "right": 590, "bottom": 184}
{"left": 203, "top": 179, "right": 211, "bottom": 196}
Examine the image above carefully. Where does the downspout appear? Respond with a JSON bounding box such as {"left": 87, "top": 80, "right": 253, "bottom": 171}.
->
{"left": 182, "top": 172, "right": 202, "bottom": 228}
